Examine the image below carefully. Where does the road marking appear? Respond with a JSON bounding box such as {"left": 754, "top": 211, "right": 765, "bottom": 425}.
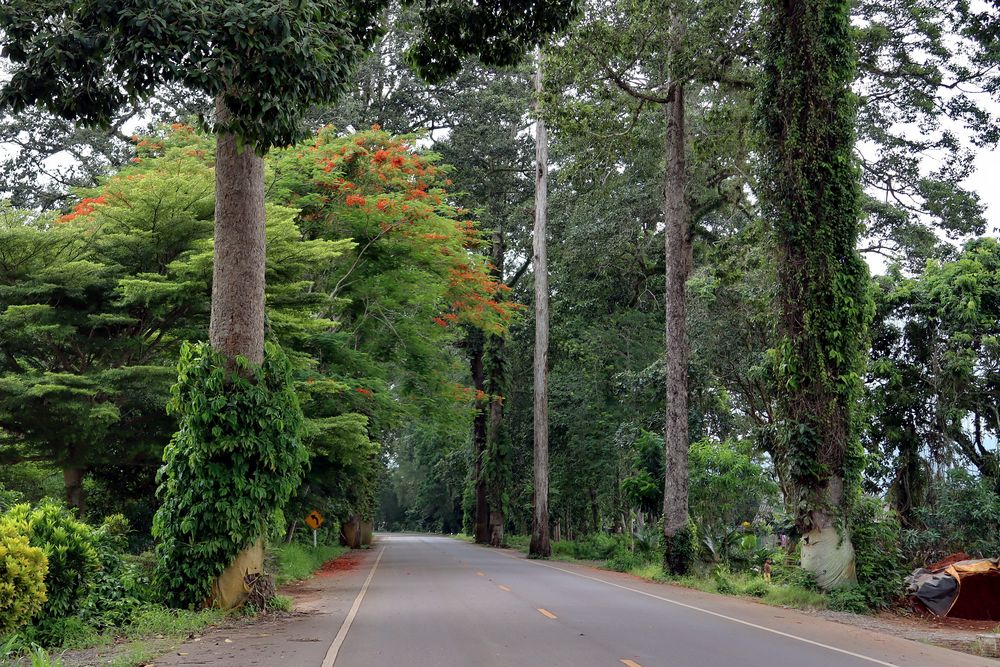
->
{"left": 498, "top": 584, "right": 511, "bottom": 592}
{"left": 620, "top": 660, "right": 642, "bottom": 667}
{"left": 321, "top": 546, "right": 385, "bottom": 667}
{"left": 508, "top": 556, "right": 898, "bottom": 667}
{"left": 537, "top": 608, "right": 557, "bottom": 619}
{"left": 476, "top": 571, "right": 485, "bottom": 576}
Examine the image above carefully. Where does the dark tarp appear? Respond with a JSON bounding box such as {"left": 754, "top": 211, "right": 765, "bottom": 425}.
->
{"left": 907, "top": 558, "right": 1000, "bottom": 620}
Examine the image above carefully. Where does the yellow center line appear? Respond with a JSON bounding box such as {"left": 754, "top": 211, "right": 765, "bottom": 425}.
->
{"left": 537, "top": 608, "right": 557, "bottom": 619}
{"left": 620, "top": 660, "right": 643, "bottom": 667}
{"left": 476, "top": 571, "right": 485, "bottom": 577}
{"left": 497, "top": 584, "right": 511, "bottom": 592}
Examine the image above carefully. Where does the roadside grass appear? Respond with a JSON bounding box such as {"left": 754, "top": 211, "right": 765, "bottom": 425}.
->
{"left": 456, "top": 532, "right": 828, "bottom": 612}
{"left": 105, "top": 641, "right": 159, "bottom": 667}
{"left": 271, "top": 542, "right": 348, "bottom": 585}
{"left": 268, "top": 595, "right": 294, "bottom": 612}
{"left": 124, "top": 606, "right": 224, "bottom": 640}
{"left": 641, "top": 567, "right": 827, "bottom": 610}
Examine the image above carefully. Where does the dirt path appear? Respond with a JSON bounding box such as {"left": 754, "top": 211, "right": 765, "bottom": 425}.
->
{"left": 152, "top": 548, "right": 375, "bottom": 667}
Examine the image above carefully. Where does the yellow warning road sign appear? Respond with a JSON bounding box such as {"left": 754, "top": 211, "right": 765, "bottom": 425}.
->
{"left": 305, "top": 510, "right": 324, "bottom": 530}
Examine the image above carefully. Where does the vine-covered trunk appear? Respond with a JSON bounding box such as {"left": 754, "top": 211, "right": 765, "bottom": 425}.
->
{"left": 662, "top": 77, "right": 693, "bottom": 575}
{"left": 530, "top": 56, "right": 551, "bottom": 558}
{"left": 208, "top": 97, "right": 268, "bottom": 607}
{"left": 761, "top": 0, "right": 871, "bottom": 589}
{"left": 210, "top": 99, "right": 266, "bottom": 368}
{"left": 470, "top": 335, "right": 491, "bottom": 544}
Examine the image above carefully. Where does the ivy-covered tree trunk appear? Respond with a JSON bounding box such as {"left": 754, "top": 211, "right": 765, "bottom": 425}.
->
{"left": 761, "top": 0, "right": 873, "bottom": 590}
{"left": 662, "top": 75, "right": 693, "bottom": 575}
{"left": 206, "top": 97, "right": 269, "bottom": 606}
{"left": 530, "top": 56, "right": 551, "bottom": 559}
{"left": 470, "top": 335, "right": 492, "bottom": 544}
{"left": 210, "top": 99, "right": 267, "bottom": 368}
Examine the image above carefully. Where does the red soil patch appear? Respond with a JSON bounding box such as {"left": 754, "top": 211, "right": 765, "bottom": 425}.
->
{"left": 316, "top": 551, "right": 363, "bottom": 577}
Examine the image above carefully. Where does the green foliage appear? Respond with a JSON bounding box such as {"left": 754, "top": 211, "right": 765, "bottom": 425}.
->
{"left": 0, "top": 520, "right": 48, "bottom": 635}
{"left": 123, "top": 606, "right": 222, "bottom": 640}
{"left": 867, "top": 239, "right": 1000, "bottom": 513}
{"left": 827, "top": 586, "right": 871, "bottom": 614}
{"left": 663, "top": 521, "right": 696, "bottom": 576}
{"left": 271, "top": 543, "right": 347, "bottom": 585}
{"left": 689, "top": 438, "right": 778, "bottom": 535}
{"left": 268, "top": 595, "right": 293, "bottom": 613}
{"left": 849, "top": 496, "right": 906, "bottom": 610}
{"left": 79, "top": 516, "right": 155, "bottom": 629}
{"left": 0, "top": 1, "right": 575, "bottom": 153}
{"left": 0, "top": 482, "right": 24, "bottom": 514}
{"left": 152, "top": 342, "right": 307, "bottom": 607}
{"left": 4, "top": 501, "right": 99, "bottom": 623}
{"left": 904, "top": 469, "right": 1000, "bottom": 563}
{"left": 760, "top": 0, "right": 874, "bottom": 530}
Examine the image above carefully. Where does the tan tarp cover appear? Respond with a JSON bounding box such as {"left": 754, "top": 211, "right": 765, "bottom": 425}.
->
{"left": 800, "top": 524, "right": 857, "bottom": 590}
{"left": 208, "top": 538, "right": 264, "bottom": 610}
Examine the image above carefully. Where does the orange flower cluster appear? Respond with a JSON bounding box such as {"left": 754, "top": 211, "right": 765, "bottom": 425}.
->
{"left": 58, "top": 195, "right": 106, "bottom": 223}
{"left": 345, "top": 194, "right": 366, "bottom": 207}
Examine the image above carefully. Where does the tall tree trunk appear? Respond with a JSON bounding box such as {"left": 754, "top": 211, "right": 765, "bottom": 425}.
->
{"left": 63, "top": 466, "right": 85, "bottom": 514}
{"left": 210, "top": 98, "right": 266, "bottom": 368}
{"left": 761, "top": 0, "right": 870, "bottom": 590}
{"left": 207, "top": 97, "right": 268, "bottom": 608}
{"left": 661, "top": 76, "right": 693, "bottom": 575}
{"left": 470, "top": 334, "right": 491, "bottom": 544}
{"left": 529, "top": 54, "right": 551, "bottom": 559}
{"left": 486, "top": 227, "right": 508, "bottom": 548}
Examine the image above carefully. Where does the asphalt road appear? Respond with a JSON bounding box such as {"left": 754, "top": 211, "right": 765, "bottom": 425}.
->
{"left": 323, "top": 535, "right": 991, "bottom": 667}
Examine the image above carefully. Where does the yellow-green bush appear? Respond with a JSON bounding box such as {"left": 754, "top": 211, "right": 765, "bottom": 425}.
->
{"left": 0, "top": 520, "right": 48, "bottom": 634}
{"left": 4, "top": 501, "right": 99, "bottom": 622}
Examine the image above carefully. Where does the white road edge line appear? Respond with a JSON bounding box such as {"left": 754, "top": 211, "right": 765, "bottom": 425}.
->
{"left": 503, "top": 552, "right": 898, "bottom": 667}
{"left": 322, "top": 545, "right": 386, "bottom": 667}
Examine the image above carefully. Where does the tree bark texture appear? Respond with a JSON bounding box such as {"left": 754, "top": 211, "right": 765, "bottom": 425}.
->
{"left": 530, "top": 56, "right": 551, "bottom": 559}
{"left": 207, "top": 97, "right": 268, "bottom": 610}
{"left": 470, "top": 334, "right": 491, "bottom": 544}
{"left": 63, "top": 466, "right": 85, "bottom": 514}
{"left": 486, "top": 226, "right": 507, "bottom": 548}
{"left": 210, "top": 98, "right": 266, "bottom": 368}
{"left": 662, "top": 78, "right": 693, "bottom": 575}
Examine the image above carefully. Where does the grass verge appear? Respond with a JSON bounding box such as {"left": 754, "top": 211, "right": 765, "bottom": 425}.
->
{"left": 271, "top": 542, "right": 348, "bottom": 585}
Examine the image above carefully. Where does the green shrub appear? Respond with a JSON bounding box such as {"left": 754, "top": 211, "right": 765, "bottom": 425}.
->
{"left": 850, "top": 496, "right": 907, "bottom": 610}
{"left": 79, "top": 516, "right": 151, "bottom": 629}
{"left": 712, "top": 566, "right": 737, "bottom": 595}
{"left": 770, "top": 554, "right": 819, "bottom": 591}
{"left": 828, "top": 587, "right": 870, "bottom": 614}
{"left": 4, "top": 501, "right": 99, "bottom": 622}
{"left": 606, "top": 545, "right": 644, "bottom": 572}
{"left": 740, "top": 578, "right": 770, "bottom": 598}
{"left": 0, "top": 521, "right": 48, "bottom": 634}
{"left": 152, "top": 342, "right": 308, "bottom": 607}
{"left": 21, "top": 614, "right": 104, "bottom": 650}
{"left": 268, "top": 595, "right": 293, "bottom": 612}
